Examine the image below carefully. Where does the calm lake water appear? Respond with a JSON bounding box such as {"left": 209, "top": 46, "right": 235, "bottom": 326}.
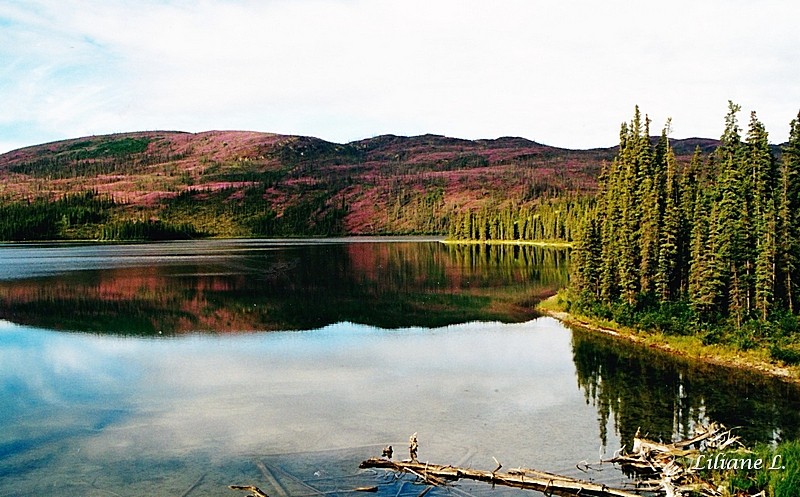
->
{"left": 1, "top": 239, "right": 799, "bottom": 497}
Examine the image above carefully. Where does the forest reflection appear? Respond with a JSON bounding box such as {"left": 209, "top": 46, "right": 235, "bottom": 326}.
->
{"left": 0, "top": 242, "right": 568, "bottom": 334}
{"left": 572, "top": 328, "right": 800, "bottom": 448}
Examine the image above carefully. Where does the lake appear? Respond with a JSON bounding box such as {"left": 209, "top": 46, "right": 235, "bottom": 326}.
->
{"left": 1, "top": 239, "right": 798, "bottom": 497}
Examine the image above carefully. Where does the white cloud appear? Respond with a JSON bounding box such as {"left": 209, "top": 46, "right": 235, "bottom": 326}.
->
{"left": 1, "top": 0, "right": 799, "bottom": 153}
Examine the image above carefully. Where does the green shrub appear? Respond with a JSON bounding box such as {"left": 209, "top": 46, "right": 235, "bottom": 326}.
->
{"left": 770, "top": 344, "right": 800, "bottom": 365}
{"left": 636, "top": 300, "right": 696, "bottom": 336}
{"left": 701, "top": 326, "right": 724, "bottom": 345}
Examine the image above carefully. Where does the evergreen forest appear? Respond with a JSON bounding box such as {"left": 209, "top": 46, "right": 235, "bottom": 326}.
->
{"left": 0, "top": 191, "right": 202, "bottom": 241}
{"left": 446, "top": 196, "right": 591, "bottom": 243}
{"left": 570, "top": 103, "right": 800, "bottom": 358}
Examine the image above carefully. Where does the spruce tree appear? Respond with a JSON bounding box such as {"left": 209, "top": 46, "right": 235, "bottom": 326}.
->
{"left": 657, "top": 128, "right": 681, "bottom": 301}
{"left": 678, "top": 148, "right": 701, "bottom": 296}
{"left": 715, "top": 102, "right": 749, "bottom": 326}
{"left": 639, "top": 130, "right": 665, "bottom": 296}
{"left": 617, "top": 110, "right": 647, "bottom": 305}
{"left": 572, "top": 213, "right": 602, "bottom": 299}
{"left": 747, "top": 111, "right": 778, "bottom": 320}
{"left": 599, "top": 154, "right": 622, "bottom": 302}
{"left": 778, "top": 111, "right": 800, "bottom": 313}
{"left": 689, "top": 182, "right": 724, "bottom": 317}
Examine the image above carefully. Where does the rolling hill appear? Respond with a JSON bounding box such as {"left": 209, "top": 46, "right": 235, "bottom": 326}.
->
{"left": 0, "top": 130, "right": 708, "bottom": 240}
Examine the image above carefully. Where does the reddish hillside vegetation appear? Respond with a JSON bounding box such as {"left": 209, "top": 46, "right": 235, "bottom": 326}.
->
{"left": 0, "top": 130, "right": 706, "bottom": 238}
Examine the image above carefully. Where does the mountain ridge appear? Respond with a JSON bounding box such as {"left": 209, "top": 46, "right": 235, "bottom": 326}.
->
{"left": 3, "top": 128, "right": 732, "bottom": 159}
{"left": 0, "top": 130, "right": 720, "bottom": 240}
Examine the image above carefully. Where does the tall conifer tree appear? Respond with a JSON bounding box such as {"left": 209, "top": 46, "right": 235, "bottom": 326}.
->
{"left": 678, "top": 148, "right": 701, "bottom": 296}
{"left": 640, "top": 130, "right": 665, "bottom": 296}
{"left": 747, "top": 112, "right": 778, "bottom": 320}
{"left": 778, "top": 112, "right": 800, "bottom": 312}
{"left": 715, "top": 102, "right": 749, "bottom": 326}
{"left": 657, "top": 126, "right": 681, "bottom": 301}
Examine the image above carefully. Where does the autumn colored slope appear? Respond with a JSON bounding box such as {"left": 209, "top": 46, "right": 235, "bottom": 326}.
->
{"left": 0, "top": 130, "right": 706, "bottom": 238}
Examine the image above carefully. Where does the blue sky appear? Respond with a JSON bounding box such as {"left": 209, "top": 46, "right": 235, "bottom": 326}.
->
{"left": 1, "top": 0, "right": 799, "bottom": 153}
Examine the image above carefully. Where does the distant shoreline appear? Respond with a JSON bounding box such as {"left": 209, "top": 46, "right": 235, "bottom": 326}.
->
{"left": 441, "top": 239, "right": 573, "bottom": 248}
{"left": 0, "top": 235, "right": 448, "bottom": 245}
{"left": 1, "top": 236, "right": 576, "bottom": 246}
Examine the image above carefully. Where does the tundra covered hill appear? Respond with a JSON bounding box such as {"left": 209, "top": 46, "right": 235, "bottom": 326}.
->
{"left": 0, "top": 129, "right": 640, "bottom": 239}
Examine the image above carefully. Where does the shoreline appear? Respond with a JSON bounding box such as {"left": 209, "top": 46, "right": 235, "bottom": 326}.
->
{"left": 0, "top": 235, "right": 448, "bottom": 245}
{"left": 536, "top": 295, "right": 800, "bottom": 386}
{"left": 441, "top": 239, "right": 573, "bottom": 248}
{"left": 1, "top": 236, "right": 572, "bottom": 246}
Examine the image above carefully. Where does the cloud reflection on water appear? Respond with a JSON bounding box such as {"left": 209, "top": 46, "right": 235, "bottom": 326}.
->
{"left": 1, "top": 317, "right": 600, "bottom": 473}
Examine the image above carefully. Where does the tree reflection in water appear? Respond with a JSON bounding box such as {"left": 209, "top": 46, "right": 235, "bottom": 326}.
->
{"left": 0, "top": 241, "right": 568, "bottom": 334}
{"left": 572, "top": 327, "right": 800, "bottom": 449}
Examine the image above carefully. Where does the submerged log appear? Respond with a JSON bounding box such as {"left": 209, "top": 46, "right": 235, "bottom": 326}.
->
{"left": 229, "top": 485, "right": 270, "bottom": 497}
{"left": 179, "top": 473, "right": 206, "bottom": 497}
{"left": 359, "top": 458, "right": 641, "bottom": 497}
{"left": 255, "top": 461, "right": 290, "bottom": 497}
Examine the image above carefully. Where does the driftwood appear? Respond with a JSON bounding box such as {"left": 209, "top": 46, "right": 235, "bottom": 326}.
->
{"left": 359, "top": 458, "right": 641, "bottom": 497}
{"left": 231, "top": 425, "right": 750, "bottom": 497}
{"left": 229, "top": 485, "right": 270, "bottom": 497}
{"left": 604, "top": 423, "right": 745, "bottom": 497}
{"left": 361, "top": 425, "right": 753, "bottom": 497}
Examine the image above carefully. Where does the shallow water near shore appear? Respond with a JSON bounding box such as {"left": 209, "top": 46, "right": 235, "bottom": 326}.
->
{"left": 1, "top": 239, "right": 799, "bottom": 496}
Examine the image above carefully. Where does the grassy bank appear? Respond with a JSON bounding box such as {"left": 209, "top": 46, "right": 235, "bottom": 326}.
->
{"left": 695, "top": 441, "right": 800, "bottom": 496}
{"left": 536, "top": 291, "right": 800, "bottom": 383}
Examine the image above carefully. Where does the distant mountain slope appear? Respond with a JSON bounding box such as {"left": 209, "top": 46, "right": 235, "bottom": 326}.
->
{"left": 0, "top": 130, "right": 710, "bottom": 239}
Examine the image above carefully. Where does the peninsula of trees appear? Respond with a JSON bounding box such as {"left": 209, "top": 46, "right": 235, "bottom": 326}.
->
{"left": 570, "top": 103, "right": 800, "bottom": 356}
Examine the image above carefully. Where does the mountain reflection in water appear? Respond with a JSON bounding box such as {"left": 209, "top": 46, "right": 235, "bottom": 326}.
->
{"left": 0, "top": 240, "right": 568, "bottom": 334}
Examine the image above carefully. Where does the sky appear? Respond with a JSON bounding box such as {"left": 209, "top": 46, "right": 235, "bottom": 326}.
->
{"left": 1, "top": 0, "right": 799, "bottom": 154}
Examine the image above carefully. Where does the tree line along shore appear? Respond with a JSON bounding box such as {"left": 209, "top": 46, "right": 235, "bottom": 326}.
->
{"left": 565, "top": 103, "right": 800, "bottom": 378}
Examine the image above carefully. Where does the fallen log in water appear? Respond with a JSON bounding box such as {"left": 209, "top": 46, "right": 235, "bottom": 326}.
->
{"left": 230, "top": 424, "right": 746, "bottom": 497}
{"left": 229, "top": 485, "right": 271, "bottom": 497}
{"left": 604, "top": 423, "right": 745, "bottom": 497}
{"left": 359, "top": 458, "right": 641, "bottom": 497}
